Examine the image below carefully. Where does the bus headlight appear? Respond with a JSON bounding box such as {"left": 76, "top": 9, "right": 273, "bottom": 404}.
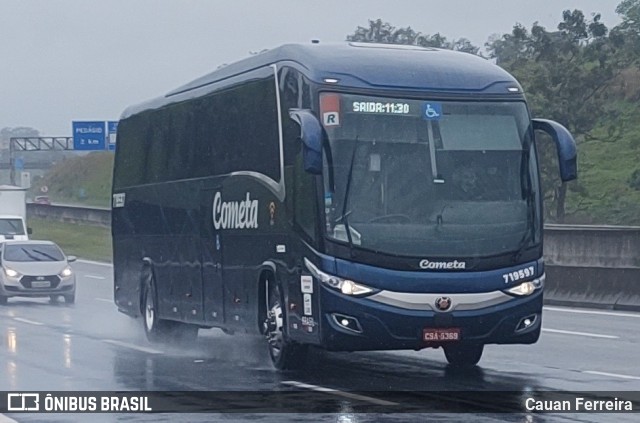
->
{"left": 304, "top": 258, "right": 374, "bottom": 296}
{"left": 506, "top": 274, "right": 545, "bottom": 296}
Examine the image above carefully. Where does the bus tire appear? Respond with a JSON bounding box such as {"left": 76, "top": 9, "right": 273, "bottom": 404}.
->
{"left": 443, "top": 343, "right": 484, "bottom": 367}
{"left": 264, "top": 280, "right": 308, "bottom": 370}
{"left": 142, "top": 279, "right": 174, "bottom": 343}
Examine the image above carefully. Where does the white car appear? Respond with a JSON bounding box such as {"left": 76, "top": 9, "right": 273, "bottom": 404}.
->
{"left": 0, "top": 240, "right": 76, "bottom": 305}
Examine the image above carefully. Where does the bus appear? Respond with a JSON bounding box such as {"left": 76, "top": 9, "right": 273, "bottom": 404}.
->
{"left": 112, "top": 42, "right": 577, "bottom": 369}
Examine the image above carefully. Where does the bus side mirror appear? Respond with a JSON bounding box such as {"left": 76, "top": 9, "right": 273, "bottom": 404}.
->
{"left": 532, "top": 119, "right": 577, "bottom": 182}
{"left": 289, "top": 109, "right": 323, "bottom": 175}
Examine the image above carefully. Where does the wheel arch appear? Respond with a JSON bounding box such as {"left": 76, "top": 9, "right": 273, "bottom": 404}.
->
{"left": 257, "top": 261, "right": 277, "bottom": 333}
{"left": 139, "top": 256, "right": 155, "bottom": 316}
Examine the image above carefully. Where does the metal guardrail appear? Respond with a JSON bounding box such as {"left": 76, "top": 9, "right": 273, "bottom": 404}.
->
{"left": 26, "top": 203, "right": 111, "bottom": 227}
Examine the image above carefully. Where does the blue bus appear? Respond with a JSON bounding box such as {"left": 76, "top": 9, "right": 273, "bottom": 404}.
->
{"left": 111, "top": 42, "right": 576, "bottom": 368}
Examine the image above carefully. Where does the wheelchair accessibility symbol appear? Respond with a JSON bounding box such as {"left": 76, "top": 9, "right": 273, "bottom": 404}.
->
{"left": 422, "top": 102, "right": 442, "bottom": 120}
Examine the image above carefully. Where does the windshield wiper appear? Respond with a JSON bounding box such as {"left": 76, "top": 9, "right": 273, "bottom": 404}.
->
{"left": 337, "top": 137, "right": 359, "bottom": 256}
{"left": 31, "top": 249, "right": 60, "bottom": 261}
{"left": 20, "top": 248, "right": 43, "bottom": 262}
{"left": 426, "top": 121, "right": 445, "bottom": 184}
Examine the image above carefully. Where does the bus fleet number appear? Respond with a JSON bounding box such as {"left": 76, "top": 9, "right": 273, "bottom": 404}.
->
{"left": 503, "top": 266, "right": 535, "bottom": 283}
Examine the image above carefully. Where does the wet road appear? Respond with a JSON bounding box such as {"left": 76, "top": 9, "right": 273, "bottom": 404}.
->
{"left": 1, "top": 260, "right": 639, "bottom": 422}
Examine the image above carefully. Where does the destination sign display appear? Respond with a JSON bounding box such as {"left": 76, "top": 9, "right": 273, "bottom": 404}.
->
{"left": 320, "top": 93, "right": 443, "bottom": 129}
{"left": 352, "top": 101, "right": 411, "bottom": 115}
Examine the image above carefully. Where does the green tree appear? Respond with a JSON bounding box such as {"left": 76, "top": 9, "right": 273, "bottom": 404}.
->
{"left": 486, "top": 9, "right": 632, "bottom": 222}
{"left": 346, "top": 19, "right": 479, "bottom": 54}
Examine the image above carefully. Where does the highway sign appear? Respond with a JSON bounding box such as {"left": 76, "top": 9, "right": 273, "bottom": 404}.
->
{"left": 73, "top": 121, "right": 106, "bottom": 150}
{"left": 20, "top": 172, "right": 31, "bottom": 189}
{"left": 108, "top": 121, "right": 118, "bottom": 151}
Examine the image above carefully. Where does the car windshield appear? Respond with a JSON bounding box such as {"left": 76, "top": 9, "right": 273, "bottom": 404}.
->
{"left": 322, "top": 93, "right": 537, "bottom": 258}
{"left": 4, "top": 244, "right": 65, "bottom": 262}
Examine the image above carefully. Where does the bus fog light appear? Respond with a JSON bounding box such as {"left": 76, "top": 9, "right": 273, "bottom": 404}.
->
{"left": 332, "top": 313, "right": 363, "bottom": 333}
{"left": 516, "top": 314, "right": 538, "bottom": 332}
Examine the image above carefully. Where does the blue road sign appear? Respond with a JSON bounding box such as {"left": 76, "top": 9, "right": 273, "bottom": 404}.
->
{"left": 73, "top": 121, "right": 106, "bottom": 151}
{"left": 107, "top": 121, "right": 118, "bottom": 151}
{"left": 14, "top": 157, "right": 24, "bottom": 171}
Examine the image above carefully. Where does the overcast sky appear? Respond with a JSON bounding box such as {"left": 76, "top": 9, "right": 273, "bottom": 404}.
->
{"left": 0, "top": 0, "right": 624, "bottom": 135}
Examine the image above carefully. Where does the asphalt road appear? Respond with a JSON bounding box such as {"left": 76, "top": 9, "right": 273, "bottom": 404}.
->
{"left": 1, "top": 260, "right": 639, "bottom": 422}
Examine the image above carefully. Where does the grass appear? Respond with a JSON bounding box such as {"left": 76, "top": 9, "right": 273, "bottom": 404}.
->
{"left": 564, "top": 101, "right": 640, "bottom": 225}
{"left": 30, "top": 152, "right": 114, "bottom": 208}
{"left": 28, "top": 217, "right": 112, "bottom": 263}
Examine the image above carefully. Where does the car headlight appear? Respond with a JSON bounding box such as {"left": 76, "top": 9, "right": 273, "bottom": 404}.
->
{"left": 304, "top": 258, "right": 375, "bottom": 296}
{"left": 59, "top": 266, "right": 73, "bottom": 278}
{"left": 506, "top": 274, "right": 545, "bottom": 296}
{"left": 4, "top": 267, "right": 20, "bottom": 278}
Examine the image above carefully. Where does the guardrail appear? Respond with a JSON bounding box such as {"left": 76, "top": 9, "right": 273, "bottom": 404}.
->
{"left": 27, "top": 204, "right": 640, "bottom": 311}
{"left": 27, "top": 203, "right": 111, "bottom": 227}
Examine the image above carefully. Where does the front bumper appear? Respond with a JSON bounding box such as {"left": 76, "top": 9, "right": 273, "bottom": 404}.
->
{"left": 319, "top": 285, "right": 542, "bottom": 352}
{"left": 0, "top": 280, "right": 75, "bottom": 298}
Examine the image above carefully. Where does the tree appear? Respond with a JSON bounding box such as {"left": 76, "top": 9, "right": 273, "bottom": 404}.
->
{"left": 346, "top": 19, "right": 479, "bottom": 54}
{"left": 486, "top": 10, "right": 631, "bottom": 222}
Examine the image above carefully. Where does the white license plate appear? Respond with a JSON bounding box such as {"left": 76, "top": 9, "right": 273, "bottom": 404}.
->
{"left": 31, "top": 281, "right": 51, "bottom": 288}
{"left": 423, "top": 328, "right": 461, "bottom": 342}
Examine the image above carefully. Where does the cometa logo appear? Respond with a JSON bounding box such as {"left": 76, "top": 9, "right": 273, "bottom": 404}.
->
{"left": 419, "top": 259, "right": 466, "bottom": 270}
{"left": 213, "top": 192, "right": 259, "bottom": 230}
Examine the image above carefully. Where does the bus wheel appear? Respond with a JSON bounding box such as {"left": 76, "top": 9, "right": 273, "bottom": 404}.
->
{"left": 443, "top": 343, "right": 484, "bottom": 367}
{"left": 264, "top": 281, "right": 307, "bottom": 370}
{"left": 142, "top": 280, "right": 173, "bottom": 343}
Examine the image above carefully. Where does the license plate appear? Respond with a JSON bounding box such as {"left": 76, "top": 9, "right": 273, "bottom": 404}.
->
{"left": 31, "top": 281, "right": 51, "bottom": 288}
{"left": 423, "top": 328, "right": 461, "bottom": 342}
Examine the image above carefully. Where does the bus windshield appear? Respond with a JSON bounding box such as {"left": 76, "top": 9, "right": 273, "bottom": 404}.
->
{"left": 322, "top": 93, "right": 536, "bottom": 258}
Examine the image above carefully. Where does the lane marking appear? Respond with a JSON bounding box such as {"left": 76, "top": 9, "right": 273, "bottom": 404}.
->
{"left": 583, "top": 371, "right": 640, "bottom": 380}
{"left": 544, "top": 306, "right": 640, "bottom": 319}
{"left": 0, "top": 414, "right": 19, "bottom": 423}
{"left": 282, "top": 381, "right": 397, "bottom": 406}
{"left": 77, "top": 259, "right": 112, "bottom": 267}
{"left": 103, "top": 339, "right": 163, "bottom": 355}
{"left": 542, "top": 328, "right": 618, "bottom": 339}
{"left": 95, "top": 298, "right": 112, "bottom": 303}
{"left": 13, "top": 317, "right": 44, "bottom": 326}
{"left": 84, "top": 274, "right": 106, "bottom": 280}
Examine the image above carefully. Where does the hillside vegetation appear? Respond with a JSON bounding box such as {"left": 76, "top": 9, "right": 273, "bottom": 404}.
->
{"left": 31, "top": 152, "right": 113, "bottom": 208}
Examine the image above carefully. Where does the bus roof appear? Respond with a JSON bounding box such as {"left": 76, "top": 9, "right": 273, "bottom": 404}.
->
{"left": 122, "top": 42, "right": 522, "bottom": 119}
